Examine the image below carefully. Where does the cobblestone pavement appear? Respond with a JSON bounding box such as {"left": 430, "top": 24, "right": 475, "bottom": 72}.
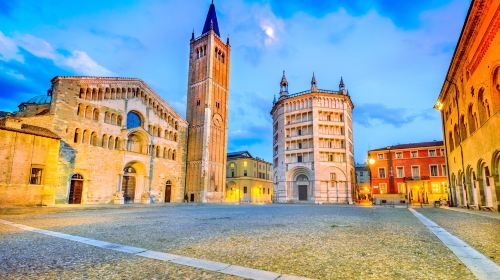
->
{"left": 416, "top": 207, "right": 500, "bottom": 265}
{"left": 0, "top": 205, "right": 475, "bottom": 279}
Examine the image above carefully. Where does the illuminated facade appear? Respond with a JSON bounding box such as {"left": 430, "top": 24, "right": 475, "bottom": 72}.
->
{"left": 355, "top": 164, "right": 371, "bottom": 202}
{"left": 0, "top": 77, "right": 187, "bottom": 206}
{"left": 185, "top": 1, "right": 230, "bottom": 203}
{"left": 434, "top": 0, "right": 500, "bottom": 211}
{"left": 225, "top": 151, "right": 273, "bottom": 203}
{"left": 271, "top": 73, "right": 355, "bottom": 203}
{"left": 368, "top": 141, "right": 448, "bottom": 205}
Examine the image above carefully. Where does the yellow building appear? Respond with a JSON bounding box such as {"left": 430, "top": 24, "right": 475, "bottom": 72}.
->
{"left": 0, "top": 117, "right": 61, "bottom": 206}
{"left": 435, "top": 0, "right": 500, "bottom": 211}
{"left": 225, "top": 151, "right": 273, "bottom": 203}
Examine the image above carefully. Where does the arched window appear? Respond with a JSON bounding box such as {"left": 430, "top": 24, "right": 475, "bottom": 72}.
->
{"left": 114, "top": 138, "right": 120, "bottom": 150}
{"left": 90, "top": 132, "right": 97, "bottom": 146}
{"left": 92, "top": 89, "right": 97, "bottom": 101}
{"left": 174, "top": 133, "right": 177, "bottom": 142}
{"left": 156, "top": 146, "right": 160, "bottom": 157}
{"left": 163, "top": 147, "right": 167, "bottom": 158}
{"left": 168, "top": 149, "right": 172, "bottom": 159}
{"left": 459, "top": 115, "right": 467, "bottom": 140}
{"left": 77, "top": 104, "right": 82, "bottom": 116}
{"left": 79, "top": 88, "right": 85, "bottom": 99}
{"left": 453, "top": 124, "right": 460, "bottom": 148}
{"left": 98, "top": 89, "right": 103, "bottom": 100}
{"left": 93, "top": 108, "right": 99, "bottom": 121}
{"left": 102, "top": 134, "right": 108, "bottom": 147}
{"left": 127, "top": 111, "right": 142, "bottom": 129}
{"left": 105, "top": 112, "right": 110, "bottom": 123}
{"left": 85, "top": 106, "right": 92, "bottom": 119}
{"left": 111, "top": 114, "right": 117, "bottom": 125}
{"left": 477, "top": 88, "right": 487, "bottom": 125}
{"left": 108, "top": 136, "right": 114, "bottom": 149}
{"left": 82, "top": 130, "right": 89, "bottom": 144}
{"left": 172, "top": 150, "right": 176, "bottom": 161}
{"left": 448, "top": 132, "right": 454, "bottom": 152}
{"left": 105, "top": 88, "right": 110, "bottom": 99}
{"left": 74, "top": 128, "right": 81, "bottom": 143}
{"left": 86, "top": 88, "right": 91, "bottom": 100}
{"left": 117, "top": 115, "right": 122, "bottom": 126}
{"left": 468, "top": 104, "right": 476, "bottom": 134}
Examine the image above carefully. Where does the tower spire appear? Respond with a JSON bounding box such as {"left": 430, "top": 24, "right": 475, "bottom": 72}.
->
{"left": 202, "top": 1, "right": 220, "bottom": 36}
{"left": 280, "top": 70, "right": 288, "bottom": 96}
{"left": 311, "top": 72, "right": 317, "bottom": 91}
{"left": 339, "top": 76, "right": 345, "bottom": 90}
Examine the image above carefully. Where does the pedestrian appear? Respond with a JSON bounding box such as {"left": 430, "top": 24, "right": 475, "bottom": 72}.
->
{"left": 184, "top": 193, "right": 188, "bottom": 203}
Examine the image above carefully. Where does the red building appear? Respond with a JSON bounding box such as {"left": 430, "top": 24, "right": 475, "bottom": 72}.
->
{"left": 367, "top": 141, "right": 448, "bottom": 205}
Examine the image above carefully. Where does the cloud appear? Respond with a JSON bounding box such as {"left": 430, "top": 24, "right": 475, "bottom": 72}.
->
{"left": 353, "top": 103, "right": 438, "bottom": 127}
{"left": 0, "top": 31, "right": 23, "bottom": 62}
{"left": 61, "top": 50, "right": 112, "bottom": 76}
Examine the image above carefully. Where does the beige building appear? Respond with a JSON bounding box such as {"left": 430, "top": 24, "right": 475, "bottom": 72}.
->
{"left": 434, "top": 0, "right": 500, "bottom": 212}
{"left": 271, "top": 72, "right": 355, "bottom": 203}
{"left": 0, "top": 117, "right": 61, "bottom": 206}
{"left": 225, "top": 151, "right": 273, "bottom": 203}
{"left": 185, "top": 2, "right": 230, "bottom": 203}
{"left": 1, "top": 76, "right": 187, "bottom": 206}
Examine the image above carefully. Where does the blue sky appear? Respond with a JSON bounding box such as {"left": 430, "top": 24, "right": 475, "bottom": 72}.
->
{"left": 0, "top": 0, "right": 470, "bottom": 163}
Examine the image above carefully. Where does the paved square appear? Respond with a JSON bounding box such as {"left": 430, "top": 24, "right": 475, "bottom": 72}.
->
{"left": 0, "top": 205, "right": 488, "bottom": 279}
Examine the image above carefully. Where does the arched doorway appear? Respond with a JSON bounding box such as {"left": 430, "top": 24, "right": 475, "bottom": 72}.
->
{"left": 122, "top": 166, "right": 137, "bottom": 203}
{"left": 69, "top": 174, "right": 83, "bottom": 204}
{"left": 165, "top": 180, "right": 172, "bottom": 203}
{"left": 297, "top": 174, "right": 309, "bottom": 201}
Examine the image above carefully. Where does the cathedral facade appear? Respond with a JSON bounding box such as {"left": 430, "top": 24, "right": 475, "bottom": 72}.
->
{"left": 271, "top": 73, "right": 355, "bottom": 203}
{"left": 0, "top": 2, "right": 228, "bottom": 206}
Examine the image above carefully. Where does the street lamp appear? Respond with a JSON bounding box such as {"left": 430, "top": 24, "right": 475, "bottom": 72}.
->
{"left": 368, "top": 158, "right": 375, "bottom": 204}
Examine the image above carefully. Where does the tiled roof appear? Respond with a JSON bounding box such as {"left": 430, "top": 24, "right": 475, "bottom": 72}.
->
{"left": 370, "top": 141, "right": 444, "bottom": 152}
{"left": 23, "top": 95, "right": 51, "bottom": 105}
{"left": 0, "top": 123, "right": 60, "bottom": 139}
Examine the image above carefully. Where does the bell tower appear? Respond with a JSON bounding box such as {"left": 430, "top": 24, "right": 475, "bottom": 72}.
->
{"left": 185, "top": 1, "right": 230, "bottom": 203}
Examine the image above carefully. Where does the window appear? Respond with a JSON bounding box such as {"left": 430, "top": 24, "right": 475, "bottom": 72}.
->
{"left": 297, "top": 155, "right": 303, "bottom": 162}
{"left": 378, "top": 168, "right": 386, "bottom": 178}
{"left": 330, "top": 173, "right": 337, "bottom": 181}
{"left": 395, "top": 152, "right": 402, "bottom": 159}
{"left": 196, "top": 100, "right": 200, "bottom": 106}
{"left": 397, "top": 183, "right": 406, "bottom": 194}
{"left": 429, "top": 150, "right": 436, "bottom": 157}
{"left": 243, "top": 161, "right": 247, "bottom": 167}
{"left": 431, "top": 183, "right": 441, "bottom": 193}
{"left": 244, "top": 170, "right": 247, "bottom": 176}
{"left": 396, "top": 167, "right": 404, "bottom": 178}
{"left": 126, "top": 111, "right": 142, "bottom": 129}
{"left": 412, "top": 166, "right": 420, "bottom": 178}
{"left": 442, "top": 165, "right": 447, "bottom": 176}
{"left": 411, "top": 151, "right": 418, "bottom": 158}
{"left": 243, "top": 186, "right": 247, "bottom": 194}
{"left": 30, "top": 168, "right": 43, "bottom": 185}
{"left": 379, "top": 183, "right": 387, "bottom": 194}
{"left": 229, "top": 162, "right": 235, "bottom": 168}
{"left": 430, "top": 165, "right": 438, "bottom": 177}
{"left": 298, "top": 142, "right": 302, "bottom": 149}
{"left": 377, "top": 153, "right": 384, "bottom": 160}
{"left": 440, "top": 148, "right": 445, "bottom": 156}
{"left": 231, "top": 171, "right": 234, "bottom": 177}
{"left": 298, "top": 129, "right": 302, "bottom": 136}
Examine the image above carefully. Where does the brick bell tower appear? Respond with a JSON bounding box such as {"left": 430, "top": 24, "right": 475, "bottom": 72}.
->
{"left": 185, "top": 1, "right": 230, "bottom": 203}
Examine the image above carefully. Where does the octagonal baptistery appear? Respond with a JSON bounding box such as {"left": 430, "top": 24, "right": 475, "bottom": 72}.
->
{"left": 271, "top": 72, "right": 355, "bottom": 203}
{"left": 18, "top": 76, "right": 188, "bottom": 204}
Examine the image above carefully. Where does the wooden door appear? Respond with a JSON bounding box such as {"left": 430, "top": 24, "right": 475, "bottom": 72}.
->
{"left": 122, "top": 176, "right": 136, "bottom": 203}
{"left": 298, "top": 185, "right": 308, "bottom": 201}
{"left": 165, "top": 185, "right": 172, "bottom": 203}
{"left": 69, "top": 180, "right": 83, "bottom": 204}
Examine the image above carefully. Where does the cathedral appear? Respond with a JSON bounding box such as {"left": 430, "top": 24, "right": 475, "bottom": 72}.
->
{"left": 0, "top": 2, "right": 228, "bottom": 205}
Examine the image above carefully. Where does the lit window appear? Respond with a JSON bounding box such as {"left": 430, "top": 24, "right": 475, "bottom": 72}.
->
{"left": 30, "top": 168, "right": 43, "bottom": 185}
{"left": 243, "top": 161, "right": 247, "bottom": 167}
{"left": 379, "top": 183, "right": 387, "bottom": 194}
{"left": 397, "top": 183, "right": 406, "bottom": 194}
{"left": 395, "top": 152, "right": 402, "bottom": 159}
{"left": 378, "top": 153, "right": 384, "bottom": 160}
{"left": 431, "top": 183, "right": 441, "bottom": 193}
